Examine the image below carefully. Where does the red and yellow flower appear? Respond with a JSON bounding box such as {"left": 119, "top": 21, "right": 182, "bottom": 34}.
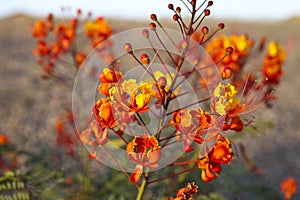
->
{"left": 197, "top": 136, "right": 233, "bottom": 182}
{"left": 126, "top": 135, "right": 161, "bottom": 183}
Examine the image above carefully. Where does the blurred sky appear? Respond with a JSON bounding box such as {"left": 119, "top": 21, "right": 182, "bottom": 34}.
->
{"left": 1, "top": 0, "right": 300, "bottom": 20}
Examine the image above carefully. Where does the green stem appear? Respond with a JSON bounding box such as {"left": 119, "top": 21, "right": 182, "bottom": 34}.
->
{"left": 83, "top": 148, "right": 91, "bottom": 198}
{"left": 136, "top": 171, "right": 150, "bottom": 200}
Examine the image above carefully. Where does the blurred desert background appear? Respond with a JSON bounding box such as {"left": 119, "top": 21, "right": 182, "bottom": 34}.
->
{"left": 0, "top": 12, "right": 300, "bottom": 199}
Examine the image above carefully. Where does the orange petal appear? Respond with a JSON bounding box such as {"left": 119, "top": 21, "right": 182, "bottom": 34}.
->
{"left": 130, "top": 164, "right": 143, "bottom": 183}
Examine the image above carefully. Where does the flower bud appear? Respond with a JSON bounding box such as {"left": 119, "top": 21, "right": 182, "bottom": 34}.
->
{"left": 124, "top": 43, "right": 133, "bottom": 53}
{"left": 142, "top": 29, "right": 149, "bottom": 38}
{"left": 190, "top": 0, "right": 196, "bottom": 6}
{"left": 151, "top": 14, "right": 157, "bottom": 21}
{"left": 208, "top": 1, "right": 213, "bottom": 6}
{"left": 176, "top": 7, "right": 181, "bottom": 13}
{"left": 218, "top": 23, "right": 225, "bottom": 30}
{"left": 181, "top": 39, "right": 189, "bottom": 50}
{"left": 222, "top": 67, "right": 233, "bottom": 79}
{"left": 149, "top": 22, "right": 156, "bottom": 31}
{"left": 202, "top": 26, "right": 209, "bottom": 35}
{"left": 173, "top": 14, "right": 179, "bottom": 21}
{"left": 204, "top": 9, "right": 210, "bottom": 16}
{"left": 168, "top": 4, "right": 174, "bottom": 10}
{"left": 226, "top": 46, "right": 234, "bottom": 55}
{"left": 141, "top": 54, "right": 150, "bottom": 65}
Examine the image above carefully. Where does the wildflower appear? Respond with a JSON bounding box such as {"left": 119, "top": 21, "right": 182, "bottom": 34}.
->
{"left": 126, "top": 135, "right": 161, "bottom": 183}
{"left": 280, "top": 177, "right": 298, "bottom": 200}
{"left": 168, "top": 182, "right": 198, "bottom": 200}
{"left": 32, "top": 20, "right": 49, "bottom": 38}
{"left": 169, "top": 108, "right": 212, "bottom": 152}
{"left": 92, "top": 98, "right": 118, "bottom": 129}
{"left": 205, "top": 34, "right": 253, "bottom": 72}
{"left": 80, "top": 120, "right": 108, "bottom": 158}
{"left": 213, "top": 82, "right": 243, "bottom": 116}
{"left": 109, "top": 79, "right": 153, "bottom": 114}
{"left": 75, "top": 52, "right": 86, "bottom": 66}
{"left": 263, "top": 41, "right": 286, "bottom": 84}
{"left": 85, "top": 17, "right": 112, "bottom": 47}
{"left": 197, "top": 136, "right": 233, "bottom": 182}
{"left": 0, "top": 133, "right": 9, "bottom": 145}
{"left": 98, "top": 66, "right": 123, "bottom": 96}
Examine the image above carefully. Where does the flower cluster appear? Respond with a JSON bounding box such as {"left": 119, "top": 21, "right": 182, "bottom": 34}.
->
{"left": 79, "top": 1, "right": 286, "bottom": 192}
{"left": 280, "top": 177, "right": 298, "bottom": 200}
{"left": 32, "top": 10, "right": 112, "bottom": 78}
{"left": 30, "top": 0, "right": 288, "bottom": 199}
{"left": 168, "top": 182, "right": 198, "bottom": 200}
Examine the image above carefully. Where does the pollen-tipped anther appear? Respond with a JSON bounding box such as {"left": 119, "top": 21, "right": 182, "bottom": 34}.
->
{"left": 208, "top": 1, "right": 213, "bottom": 6}
{"left": 176, "top": 7, "right": 181, "bottom": 13}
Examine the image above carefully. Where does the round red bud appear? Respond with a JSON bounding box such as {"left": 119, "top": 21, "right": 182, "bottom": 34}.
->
{"left": 204, "top": 9, "right": 210, "bottom": 16}
{"left": 173, "top": 14, "right": 179, "bottom": 21}
{"left": 142, "top": 29, "right": 149, "bottom": 38}
{"left": 208, "top": 1, "right": 213, "bottom": 6}
{"left": 190, "top": 0, "right": 196, "bottom": 6}
{"left": 202, "top": 26, "right": 209, "bottom": 34}
{"left": 218, "top": 23, "right": 225, "bottom": 30}
{"left": 168, "top": 4, "right": 174, "bottom": 10}
{"left": 124, "top": 43, "right": 133, "bottom": 53}
{"left": 151, "top": 14, "right": 157, "bottom": 21}
{"left": 176, "top": 7, "right": 181, "bottom": 13}
{"left": 141, "top": 54, "right": 150, "bottom": 65}
{"left": 226, "top": 46, "right": 234, "bottom": 54}
{"left": 149, "top": 22, "right": 156, "bottom": 31}
{"left": 222, "top": 67, "right": 233, "bottom": 79}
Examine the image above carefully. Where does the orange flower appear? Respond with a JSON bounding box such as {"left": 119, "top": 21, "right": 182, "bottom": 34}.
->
{"left": 126, "top": 135, "right": 161, "bottom": 183}
{"left": 168, "top": 182, "right": 198, "bottom": 200}
{"left": 98, "top": 67, "right": 122, "bottom": 96}
{"left": 99, "top": 67, "right": 122, "bottom": 83}
{"left": 85, "top": 17, "right": 112, "bottom": 47}
{"left": 263, "top": 41, "right": 286, "bottom": 84}
{"left": 0, "top": 133, "right": 9, "bottom": 145}
{"left": 280, "top": 177, "right": 297, "bottom": 200}
{"left": 32, "top": 20, "right": 48, "bottom": 38}
{"left": 75, "top": 52, "right": 86, "bottom": 66}
{"left": 169, "top": 108, "right": 211, "bottom": 152}
{"left": 93, "top": 98, "right": 118, "bottom": 129}
{"left": 80, "top": 120, "right": 108, "bottom": 159}
{"left": 109, "top": 79, "right": 153, "bottom": 114}
{"left": 197, "top": 136, "right": 233, "bottom": 182}
{"left": 33, "top": 40, "right": 49, "bottom": 56}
